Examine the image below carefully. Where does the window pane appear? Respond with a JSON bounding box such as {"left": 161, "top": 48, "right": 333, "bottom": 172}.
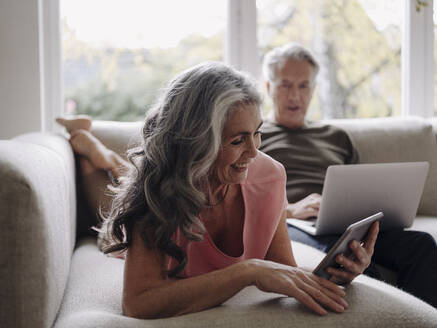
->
{"left": 61, "top": 0, "right": 226, "bottom": 121}
{"left": 257, "top": 0, "right": 402, "bottom": 119}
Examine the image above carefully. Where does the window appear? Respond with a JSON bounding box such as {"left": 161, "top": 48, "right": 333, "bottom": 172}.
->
{"left": 58, "top": 0, "right": 432, "bottom": 122}
{"left": 61, "top": 0, "right": 226, "bottom": 121}
{"left": 257, "top": 0, "right": 402, "bottom": 119}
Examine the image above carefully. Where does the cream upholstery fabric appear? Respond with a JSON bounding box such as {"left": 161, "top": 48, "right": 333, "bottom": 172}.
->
{"left": 53, "top": 238, "right": 437, "bottom": 328}
{"left": 91, "top": 120, "right": 143, "bottom": 159}
{"left": 0, "top": 134, "right": 76, "bottom": 328}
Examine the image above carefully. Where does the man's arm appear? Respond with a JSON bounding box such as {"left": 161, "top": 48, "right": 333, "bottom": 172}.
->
{"left": 286, "top": 193, "right": 321, "bottom": 219}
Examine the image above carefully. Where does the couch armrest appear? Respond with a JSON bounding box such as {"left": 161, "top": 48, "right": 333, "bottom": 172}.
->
{"left": 0, "top": 133, "right": 76, "bottom": 328}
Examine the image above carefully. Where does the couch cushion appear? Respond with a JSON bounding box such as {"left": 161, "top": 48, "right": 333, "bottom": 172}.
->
{"left": 0, "top": 134, "right": 76, "bottom": 328}
{"left": 54, "top": 237, "right": 437, "bottom": 328}
{"left": 328, "top": 117, "right": 437, "bottom": 216}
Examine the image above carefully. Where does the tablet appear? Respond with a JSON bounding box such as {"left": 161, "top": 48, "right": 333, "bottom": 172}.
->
{"left": 313, "top": 212, "right": 383, "bottom": 280}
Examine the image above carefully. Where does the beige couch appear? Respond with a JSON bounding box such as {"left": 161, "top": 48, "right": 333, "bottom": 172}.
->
{"left": 1, "top": 117, "right": 437, "bottom": 328}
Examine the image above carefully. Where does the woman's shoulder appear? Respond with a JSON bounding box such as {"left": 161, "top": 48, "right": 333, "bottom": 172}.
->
{"left": 245, "top": 151, "right": 286, "bottom": 184}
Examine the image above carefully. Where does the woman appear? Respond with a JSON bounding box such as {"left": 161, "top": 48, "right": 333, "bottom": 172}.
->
{"left": 57, "top": 62, "right": 378, "bottom": 319}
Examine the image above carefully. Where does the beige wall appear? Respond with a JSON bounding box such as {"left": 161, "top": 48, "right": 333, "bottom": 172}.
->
{"left": 0, "top": 0, "right": 61, "bottom": 139}
{"left": 0, "top": 0, "right": 43, "bottom": 139}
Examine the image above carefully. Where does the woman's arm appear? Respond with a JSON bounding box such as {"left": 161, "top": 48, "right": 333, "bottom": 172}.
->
{"left": 261, "top": 211, "right": 349, "bottom": 314}
{"left": 123, "top": 218, "right": 348, "bottom": 319}
{"left": 265, "top": 211, "right": 297, "bottom": 266}
{"left": 122, "top": 227, "right": 254, "bottom": 319}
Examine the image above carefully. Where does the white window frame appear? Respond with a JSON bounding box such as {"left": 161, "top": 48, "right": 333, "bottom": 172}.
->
{"left": 402, "top": 0, "right": 434, "bottom": 117}
{"left": 225, "top": 0, "right": 259, "bottom": 78}
{"left": 40, "top": 0, "right": 63, "bottom": 133}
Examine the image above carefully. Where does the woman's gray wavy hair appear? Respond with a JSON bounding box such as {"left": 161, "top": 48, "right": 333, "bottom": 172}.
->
{"left": 262, "top": 42, "right": 319, "bottom": 87}
{"left": 102, "top": 62, "right": 262, "bottom": 277}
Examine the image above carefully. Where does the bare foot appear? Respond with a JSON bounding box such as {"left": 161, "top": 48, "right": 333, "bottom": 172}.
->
{"left": 70, "top": 129, "right": 122, "bottom": 171}
{"left": 56, "top": 115, "right": 92, "bottom": 133}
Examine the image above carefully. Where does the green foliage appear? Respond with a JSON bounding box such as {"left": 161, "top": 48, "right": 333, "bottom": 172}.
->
{"left": 64, "top": 0, "right": 402, "bottom": 120}
{"left": 63, "top": 21, "right": 223, "bottom": 121}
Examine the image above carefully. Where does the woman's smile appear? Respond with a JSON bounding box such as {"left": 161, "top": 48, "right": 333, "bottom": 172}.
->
{"left": 230, "top": 162, "right": 251, "bottom": 173}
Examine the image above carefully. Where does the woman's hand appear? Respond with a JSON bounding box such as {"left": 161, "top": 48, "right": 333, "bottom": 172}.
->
{"left": 249, "top": 259, "right": 348, "bottom": 316}
{"left": 327, "top": 221, "right": 379, "bottom": 285}
{"left": 286, "top": 193, "right": 321, "bottom": 220}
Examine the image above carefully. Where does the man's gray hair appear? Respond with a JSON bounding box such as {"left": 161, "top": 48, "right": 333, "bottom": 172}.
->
{"left": 262, "top": 43, "right": 319, "bottom": 85}
{"left": 103, "top": 61, "right": 262, "bottom": 277}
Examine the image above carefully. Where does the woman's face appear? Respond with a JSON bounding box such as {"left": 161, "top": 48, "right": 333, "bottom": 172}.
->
{"left": 211, "top": 103, "right": 262, "bottom": 188}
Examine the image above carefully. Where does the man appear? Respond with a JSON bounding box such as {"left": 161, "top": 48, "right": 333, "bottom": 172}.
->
{"left": 259, "top": 42, "right": 437, "bottom": 308}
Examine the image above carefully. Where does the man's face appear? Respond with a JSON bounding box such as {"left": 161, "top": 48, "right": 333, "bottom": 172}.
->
{"left": 267, "top": 59, "right": 314, "bottom": 129}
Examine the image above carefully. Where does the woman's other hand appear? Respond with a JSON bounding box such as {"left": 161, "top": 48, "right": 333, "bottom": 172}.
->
{"left": 327, "top": 221, "right": 379, "bottom": 285}
{"left": 249, "top": 259, "right": 348, "bottom": 316}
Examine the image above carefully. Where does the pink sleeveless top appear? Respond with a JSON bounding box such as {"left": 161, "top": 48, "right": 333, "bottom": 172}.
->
{"left": 168, "top": 151, "right": 287, "bottom": 277}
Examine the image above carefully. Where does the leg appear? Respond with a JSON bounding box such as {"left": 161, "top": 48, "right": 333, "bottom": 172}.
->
{"left": 56, "top": 114, "right": 122, "bottom": 206}
{"left": 287, "top": 225, "right": 338, "bottom": 252}
{"left": 287, "top": 226, "right": 382, "bottom": 279}
{"left": 57, "top": 115, "right": 130, "bottom": 178}
{"left": 70, "top": 129, "right": 131, "bottom": 178}
{"left": 70, "top": 130, "right": 132, "bottom": 217}
{"left": 57, "top": 116, "right": 131, "bottom": 252}
{"left": 79, "top": 157, "right": 114, "bottom": 214}
{"left": 77, "top": 156, "right": 116, "bottom": 252}
{"left": 372, "top": 229, "right": 437, "bottom": 308}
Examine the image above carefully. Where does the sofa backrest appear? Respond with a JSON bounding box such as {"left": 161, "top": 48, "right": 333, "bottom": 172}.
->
{"left": 91, "top": 121, "right": 143, "bottom": 159}
{"left": 91, "top": 117, "right": 437, "bottom": 216}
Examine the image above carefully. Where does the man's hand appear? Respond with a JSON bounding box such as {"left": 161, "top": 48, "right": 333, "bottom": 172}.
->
{"left": 286, "top": 193, "right": 321, "bottom": 220}
{"left": 327, "top": 221, "right": 379, "bottom": 285}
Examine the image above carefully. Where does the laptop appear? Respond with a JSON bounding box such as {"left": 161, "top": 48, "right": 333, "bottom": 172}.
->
{"left": 286, "top": 162, "right": 429, "bottom": 235}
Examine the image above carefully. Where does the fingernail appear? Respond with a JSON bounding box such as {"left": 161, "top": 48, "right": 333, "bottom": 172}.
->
{"left": 341, "top": 299, "right": 349, "bottom": 308}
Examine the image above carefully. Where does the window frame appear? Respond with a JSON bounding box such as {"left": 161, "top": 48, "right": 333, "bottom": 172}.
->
{"left": 41, "top": 0, "right": 63, "bottom": 133}
{"left": 402, "top": 0, "right": 434, "bottom": 117}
